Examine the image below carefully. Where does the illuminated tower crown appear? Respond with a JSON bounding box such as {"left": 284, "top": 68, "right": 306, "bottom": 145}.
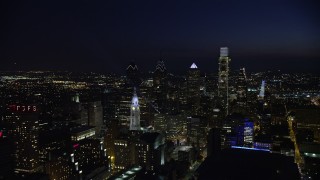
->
{"left": 129, "top": 87, "right": 141, "bottom": 130}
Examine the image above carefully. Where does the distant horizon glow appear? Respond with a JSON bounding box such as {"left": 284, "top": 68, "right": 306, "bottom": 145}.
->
{"left": 1, "top": 0, "right": 319, "bottom": 73}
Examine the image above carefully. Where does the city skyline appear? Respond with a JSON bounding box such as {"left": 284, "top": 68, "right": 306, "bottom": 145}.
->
{"left": 1, "top": 0, "right": 320, "bottom": 73}
{"left": 1, "top": 1, "right": 319, "bottom": 179}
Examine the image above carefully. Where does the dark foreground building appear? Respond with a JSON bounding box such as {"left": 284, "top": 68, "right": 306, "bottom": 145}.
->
{"left": 196, "top": 148, "right": 300, "bottom": 180}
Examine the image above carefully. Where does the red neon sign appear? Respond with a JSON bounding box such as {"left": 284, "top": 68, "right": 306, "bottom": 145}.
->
{"left": 8, "top": 105, "right": 37, "bottom": 112}
{"left": 73, "top": 144, "right": 79, "bottom": 149}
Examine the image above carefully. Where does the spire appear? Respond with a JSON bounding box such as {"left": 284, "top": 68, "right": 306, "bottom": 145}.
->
{"left": 240, "top": 67, "right": 247, "bottom": 80}
{"left": 155, "top": 60, "right": 166, "bottom": 72}
{"left": 132, "top": 87, "right": 138, "bottom": 106}
{"left": 126, "top": 62, "right": 138, "bottom": 70}
{"left": 190, "top": 63, "right": 198, "bottom": 69}
{"left": 133, "top": 87, "right": 137, "bottom": 94}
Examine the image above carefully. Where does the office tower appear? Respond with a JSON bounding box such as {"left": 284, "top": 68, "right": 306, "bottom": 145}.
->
{"left": 104, "top": 118, "right": 119, "bottom": 166}
{"left": 45, "top": 157, "right": 75, "bottom": 180}
{"left": 80, "top": 104, "right": 89, "bottom": 126}
{"left": 130, "top": 88, "right": 141, "bottom": 131}
{"left": 233, "top": 68, "right": 248, "bottom": 114}
{"left": 72, "top": 139, "right": 108, "bottom": 176}
{"left": 102, "top": 88, "right": 117, "bottom": 125}
{"left": 153, "top": 60, "right": 167, "bottom": 88}
{"left": 218, "top": 47, "right": 231, "bottom": 116}
{"left": 67, "top": 94, "right": 88, "bottom": 125}
{"left": 204, "top": 73, "right": 216, "bottom": 97}
{"left": 178, "top": 79, "right": 188, "bottom": 113}
{"left": 154, "top": 113, "right": 166, "bottom": 133}
{"left": 207, "top": 128, "right": 221, "bottom": 157}
{"left": 259, "top": 114, "right": 271, "bottom": 136}
{"left": 135, "top": 85, "right": 149, "bottom": 127}
{"left": 126, "top": 62, "right": 141, "bottom": 87}
{"left": 258, "top": 80, "right": 265, "bottom": 101}
{"left": 187, "top": 63, "right": 201, "bottom": 115}
{"left": 187, "top": 116, "right": 207, "bottom": 149}
{"left": 153, "top": 60, "right": 168, "bottom": 112}
{"left": 118, "top": 89, "right": 132, "bottom": 128}
{"left": 114, "top": 139, "right": 134, "bottom": 171}
{"left": 37, "top": 126, "right": 76, "bottom": 179}
{"left": 222, "top": 114, "right": 253, "bottom": 148}
{"left": 166, "top": 113, "right": 186, "bottom": 141}
{"left": 135, "top": 132, "right": 165, "bottom": 171}
{"left": 257, "top": 80, "right": 271, "bottom": 137}
{"left": 102, "top": 88, "right": 120, "bottom": 147}
{"left": 4, "top": 104, "right": 41, "bottom": 174}
{"left": 200, "top": 92, "right": 214, "bottom": 118}
{"left": 166, "top": 87, "right": 181, "bottom": 115}
{"left": 243, "top": 120, "right": 254, "bottom": 147}
{"left": 88, "top": 101, "right": 103, "bottom": 137}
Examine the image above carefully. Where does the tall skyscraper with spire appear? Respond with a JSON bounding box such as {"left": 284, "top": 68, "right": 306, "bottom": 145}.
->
{"left": 187, "top": 63, "right": 201, "bottom": 115}
{"left": 153, "top": 60, "right": 168, "bottom": 112}
{"left": 126, "top": 62, "right": 141, "bottom": 87}
{"left": 153, "top": 60, "right": 167, "bottom": 88}
{"left": 130, "top": 88, "right": 141, "bottom": 130}
{"left": 218, "top": 47, "right": 231, "bottom": 116}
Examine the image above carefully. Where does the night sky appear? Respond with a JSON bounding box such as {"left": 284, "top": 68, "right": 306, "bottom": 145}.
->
{"left": 1, "top": 0, "right": 320, "bottom": 74}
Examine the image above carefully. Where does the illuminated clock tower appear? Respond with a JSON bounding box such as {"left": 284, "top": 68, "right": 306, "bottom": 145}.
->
{"left": 130, "top": 88, "right": 141, "bottom": 130}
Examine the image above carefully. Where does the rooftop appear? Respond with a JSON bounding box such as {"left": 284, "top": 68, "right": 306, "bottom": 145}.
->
{"left": 196, "top": 148, "right": 300, "bottom": 180}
